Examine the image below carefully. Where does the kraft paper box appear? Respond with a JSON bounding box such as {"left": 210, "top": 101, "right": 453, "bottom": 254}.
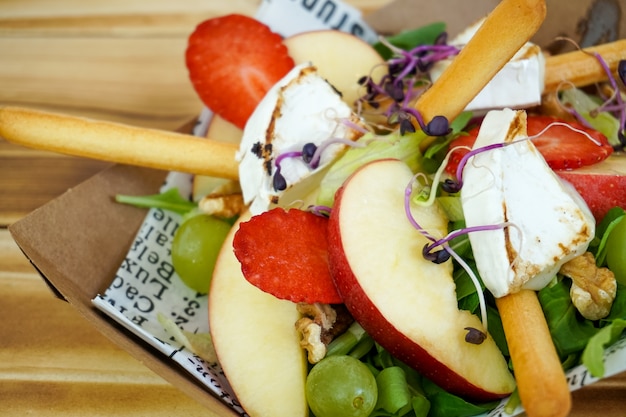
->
{"left": 8, "top": 0, "right": 626, "bottom": 416}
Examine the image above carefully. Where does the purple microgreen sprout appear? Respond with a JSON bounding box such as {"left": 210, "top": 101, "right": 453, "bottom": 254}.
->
{"left": 409, "top": 173, "right": 433, "bottom": 205}
{"left": 273, "top": 170, "right": 287, "bottom": 191}
{"left": 309, "top": 137, "right": 367, "bottom": 169}
{"left": 464, "top": 327, "right": 487, "bottom": 345}
{"left": 272, "top": 150, "right": 303, "bottom": 191}
{"left": 532, "top": 120, "right": 604, "bottom": 145}
{"left": 448, "top": 119, "right": 606, "bottom": 192}
{"left": 271, "top": 128, "right": 369, "bottom": 191}
{"left": 410, "top": 150, "right": 458, "bottom": 209}
{"left": 589, "top": 55, "right": 626, "bottom": 150}
{"left": 451, "top": 142, "right": 505, "bottom": 190}
{"left": 301, "top": 143, "right": 317, "bottom": 164}
{"left": 554, "top": 39, "right": 626, "bottom": 150}
{"left": 357, "top": 35, "right": 459, "bottom": 136}
{"left": 448, "top": 246, "right": 488, "bottom": 332}
{"left": 308, "top": 205, "right": 332, "bottom": 218}
{"left": 403, "top": 174, "right": 490, "bottom": 331}
{"left": 592, "top": 54, "right": 626, "bottom": 128}
{"left": 405, "top": 163, "right": 526, "bottom": 333}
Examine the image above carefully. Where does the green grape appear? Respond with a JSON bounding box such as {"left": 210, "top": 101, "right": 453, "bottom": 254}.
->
{"left": 306, "top": 355, "right": 377, "bottom": 417}
{"left": 172, "top": 214, "right": 232, "bottom": 294}
{"left": 606, "top": 216, "right": 626, "bottom": 286}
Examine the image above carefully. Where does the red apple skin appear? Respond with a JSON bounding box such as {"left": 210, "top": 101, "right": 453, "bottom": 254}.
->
{"left": 556, "top": 153, "right": 626, "bottom": 222}
{"left": 327, "top": 179, "right": 510, "bottom": 403}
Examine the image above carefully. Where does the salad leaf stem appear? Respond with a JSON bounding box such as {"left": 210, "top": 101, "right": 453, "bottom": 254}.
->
{"left": 115, "top": 188, "right": 196, "bottom": 216}
{"left": 326, "top": 321, "right": 369, "bottom": 357}
{"left": 374, "top": 366, "right": 413, "bottom": 415}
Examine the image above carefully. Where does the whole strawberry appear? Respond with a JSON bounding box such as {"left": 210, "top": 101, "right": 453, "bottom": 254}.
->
{"left": 186, "top": 14, "right": 295, "bottom": 130}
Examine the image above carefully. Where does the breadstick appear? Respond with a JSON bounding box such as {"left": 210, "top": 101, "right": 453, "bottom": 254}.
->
{"left": 544, "top": 39, "right": 626, "bottom": 93}
{"left": 496, "top": 290, "right": 571, "bottom": 417}
{"left": 412, "top": 2, "right": 572, "bottom": 416}
{"left": 415, "top": 0, "right": 547, "bottom": 126}
{"left": 0, "top": 106, "right": 239, "bottom": 180}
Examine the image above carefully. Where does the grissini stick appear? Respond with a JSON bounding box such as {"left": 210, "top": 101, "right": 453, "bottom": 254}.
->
{"left": 543, "top": 39, "right": 626, "bottom": 93}
{"left": 496, "top": 290, "right": 572, "bottom": 417}
{"left": 0, "top": 106, "right": 239, "bottom": 180}
{"left": 414, "top": 1, "right": 570, "bottom": 417}
{"left": 415, "top": 0, "right": 547, "bottom": 126}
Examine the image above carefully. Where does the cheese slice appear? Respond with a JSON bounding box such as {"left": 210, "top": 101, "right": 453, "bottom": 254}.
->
{"left": 460, "top": 109, "right": 595, "bottom": 297}
{"left": 237, "top": 62, "right": 364, "bottom": 214}
{"left": 430, "top": 19, "right": 545, "bottom": 112}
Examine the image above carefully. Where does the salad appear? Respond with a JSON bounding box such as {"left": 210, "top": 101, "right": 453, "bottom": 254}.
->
{"left": 115, "top": 4, "right": 626, "bottom": 417}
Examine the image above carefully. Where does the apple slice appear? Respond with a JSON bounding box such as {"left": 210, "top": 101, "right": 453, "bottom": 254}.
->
{"left": 209, "top": 211, "right": 308, "bottom": 417}
{"left": 328, "top": 159, "right": 516, "bottom": 401}
{"left": 284, "top": 30, "right": 386, "bottom": 108}
{"left": 192, "top": 115, "right": 243, "bottom": 201}
{"left": 206, "top": 113, "right": 243, "bottom": 144}
{"left": 556, "top": 153, "right": 626, "bottom": 222}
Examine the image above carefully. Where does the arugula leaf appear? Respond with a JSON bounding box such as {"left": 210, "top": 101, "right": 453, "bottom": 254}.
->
{"left": 115, "top": 188, "right": 196, "bottom": 216}
{"left": 581, "top": 319, "right": 626, "bottom": 377}
{"left": 421, "top": 378, "right": 499, "bottom": 417}
{"left": 454, "top": 265, "right": 481, "bottom": 313}
{"left": 374, "top": 22, "right": 447, "bottom": 60}
{"left": 539, "top": 280, "right": 601, "bottom": 359}
{"left": 486, "top": 304, "right": 509, "bottom": 358}
{"left": 592, "top": 207, "right": 625, "bottom": 266}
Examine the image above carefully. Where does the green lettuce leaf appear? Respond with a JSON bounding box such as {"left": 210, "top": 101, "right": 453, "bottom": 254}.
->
{"left": 316, "top": 131, "right": 427, "bottom": 207}
{"left": 374, "top": 22, "right": 447, "bottom": 60}
{"left": 581, "top": 319, "right": 626, "bottom": 377}
{"left": 115, "top": 188, "right": 196, "bottom": 215}
{"left": 538, "top": 280, "right": 601, "bottom": 359}
{"left": 560, "top": 88, "right": 622, "bottom": 147}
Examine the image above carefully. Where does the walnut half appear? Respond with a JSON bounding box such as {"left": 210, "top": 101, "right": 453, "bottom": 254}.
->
{"left": 295, "top": 303, "right": 353, "bottom": 364}
{"left": 197, "top": 180, "right": 244, "bottom": 218}
{"left": 559, "top": 252, "right": 617, "bottom": 320}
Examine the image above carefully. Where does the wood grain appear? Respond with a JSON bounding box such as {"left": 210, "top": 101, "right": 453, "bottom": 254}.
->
{"left": 0, "top": 1, "right": 390, "bottom": 415}
{"left": 0, "top": 0, "right": 624, "bottom": 416}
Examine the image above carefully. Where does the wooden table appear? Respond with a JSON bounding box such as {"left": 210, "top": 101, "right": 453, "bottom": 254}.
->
{"left": 1, "top": 1, "right": 624, "bottom": 416}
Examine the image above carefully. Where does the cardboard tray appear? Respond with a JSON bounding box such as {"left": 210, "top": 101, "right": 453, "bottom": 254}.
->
{"left": 8, "top": 0, "right": 626, "bottom": 415}
{"left": 8, "top": 163, "right": 236, "bottom": 415}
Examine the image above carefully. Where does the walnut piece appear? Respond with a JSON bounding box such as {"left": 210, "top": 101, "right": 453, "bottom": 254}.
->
{"left": 198, "top": 193, "right": 244, "bottom": 218}
{"left": 295, "top": 303, "right": 353, "bottom": 364}
{"left": 197, "top": 180, "right": 244, "bottom": 218}
{"left": 295, "top": 317, "right": 327, "bottom": 364}
{"left": 560, "top": 252, "right": 617, "bottom": 320}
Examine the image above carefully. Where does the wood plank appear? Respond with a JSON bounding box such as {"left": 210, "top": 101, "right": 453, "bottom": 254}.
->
{"left": 0, "top": 230, "right": 211, "bottom": 416}
{"left": 0, "top": 37, "right": 202, "bottom": 130}
{"left": 0, "top": 0, "right": 260, "bottom": 20}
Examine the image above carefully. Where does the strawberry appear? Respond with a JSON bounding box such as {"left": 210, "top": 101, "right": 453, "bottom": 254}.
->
{"left": 185, "top": 14, "right": 295, "bottom": 130}
{"left": 233, "top": 208, "right": 342, "bottom": 304}
{"left": 556, "top": 154, "right": 626, "bottom": 222}
{"left": 445, "top": 115, "right": 614, "bottom": 176}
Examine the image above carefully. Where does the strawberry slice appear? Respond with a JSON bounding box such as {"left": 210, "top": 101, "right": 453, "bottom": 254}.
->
{"left": 185, "top": 14, "right": 295, "bottom": 130}
{"left": 445, "top": 115, "right": 614, "bottom": 176}
{"left": 233, "top": 208, "right": 342, "bottom": 304}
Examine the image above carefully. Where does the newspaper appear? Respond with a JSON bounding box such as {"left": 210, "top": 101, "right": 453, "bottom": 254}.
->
{"left": 92, "top": 1, "right": 626, "bottom": 416}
